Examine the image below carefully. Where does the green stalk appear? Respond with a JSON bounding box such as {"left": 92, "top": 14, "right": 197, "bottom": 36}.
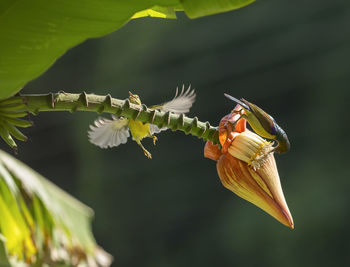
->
{"left": 10, "top": 92, "right": 220, "bottom": 145}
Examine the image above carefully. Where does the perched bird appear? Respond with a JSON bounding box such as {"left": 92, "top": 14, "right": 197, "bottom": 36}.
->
{"left": 224, "top": 93, "right": 290, "bottom": 154}
{"left": 88, "top": 86, "right": 196, "bottom": 159}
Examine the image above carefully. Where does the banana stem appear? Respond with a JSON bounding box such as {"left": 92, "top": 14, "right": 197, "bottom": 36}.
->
{"left": 12, "top": 92, "right": 220, "bottom": 145}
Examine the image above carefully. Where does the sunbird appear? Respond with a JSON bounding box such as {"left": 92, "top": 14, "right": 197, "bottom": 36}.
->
{"left": 224, "top": 93, "right": 290, "bottom": 154}
{"left": 88, "top": 86, "right": 196, "bottom": 159}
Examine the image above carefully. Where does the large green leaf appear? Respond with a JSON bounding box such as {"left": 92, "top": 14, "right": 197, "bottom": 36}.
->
{"left": 0, "top": 149, "right": 112, "bottom": 266}
{"left": 181, "top": 0, "right": 255, "bottom": 18}
{"left": 0, "top": 0, "right": 179, "bottom": 100}
{"left": 0, "top": 0, "right": 254, "bottom": 99}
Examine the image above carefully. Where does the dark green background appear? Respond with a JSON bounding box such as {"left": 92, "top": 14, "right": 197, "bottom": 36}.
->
{"left": 8, "top": 0, "right": 350, "bottom": 266}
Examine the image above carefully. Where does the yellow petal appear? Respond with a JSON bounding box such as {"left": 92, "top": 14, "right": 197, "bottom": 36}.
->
{"left": 217, "top": 153, "right": 294, "bottom": 229}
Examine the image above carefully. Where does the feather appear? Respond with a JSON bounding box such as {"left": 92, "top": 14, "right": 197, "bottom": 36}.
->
{"left": 157, "top": 85, "right": 196, "bottom": 114}
{"left": 241, "top": 99, "right": 277, "bottom": 136}
{"left": 88, "top": 116, "right": 130, "bottom": 148}
{"left": 149, "top": 124, "right": 167, "bottom": 135}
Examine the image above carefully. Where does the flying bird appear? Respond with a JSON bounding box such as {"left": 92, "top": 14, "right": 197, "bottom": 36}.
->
{"left": 88, "top": 86, "right": 196, "bottom": 159}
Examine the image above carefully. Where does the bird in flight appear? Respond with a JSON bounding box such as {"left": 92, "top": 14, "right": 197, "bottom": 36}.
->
{"left": 88, "top": 85, "right": 196, "bottom": 159}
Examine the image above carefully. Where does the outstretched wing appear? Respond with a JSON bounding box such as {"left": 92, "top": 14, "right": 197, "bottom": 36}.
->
{"left": 88, "top": 116, "right": 130, "bottom": 148}
{"left": 153, "top": 85, "right": 196, "bottom": 114}
{"left": 148, "top": 124, "right": 167, "bottom": 135}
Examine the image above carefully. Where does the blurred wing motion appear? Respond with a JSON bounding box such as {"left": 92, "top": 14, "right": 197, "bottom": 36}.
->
{"left": 149, "top": 85, "right": 196, "bottom": 134}
{"left": 148, "top": 124, "right": 166, "bottom": 135}
{"left": 88, "top": 86, "right": 196, "bottom": 153}
{"left": 88, "top": 116, "right": 130, "bottom": 148}
{"left": 154, "top": 85, "right": 196, "bottom": 114}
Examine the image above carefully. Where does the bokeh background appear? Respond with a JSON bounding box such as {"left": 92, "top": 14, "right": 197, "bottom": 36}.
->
{"left": 6, "top": 0, "right": 350, "bottom": 266}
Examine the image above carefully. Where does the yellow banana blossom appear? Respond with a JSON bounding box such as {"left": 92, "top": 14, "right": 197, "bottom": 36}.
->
{"left": 204, "top": 105, "right": 294, "bottom": 228}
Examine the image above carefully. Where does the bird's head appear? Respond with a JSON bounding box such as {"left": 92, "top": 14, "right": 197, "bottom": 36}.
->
{"left": 274, "top": 125, "right": 291, "bottom": 154}
{"left": 128, "top": 92, "right": 142, "bottom": 105}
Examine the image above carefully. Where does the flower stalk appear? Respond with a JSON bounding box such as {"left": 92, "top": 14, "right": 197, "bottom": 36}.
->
{"left": 4, "top": 92, "right": 219, "bottom": 147}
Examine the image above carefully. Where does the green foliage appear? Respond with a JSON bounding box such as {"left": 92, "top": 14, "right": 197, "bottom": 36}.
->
{"left": 181, "top": 0, "right": 255, "bottom": 18}
{"left": 0, "top": 97, "right": 31, "bottom": 150}
{"left": 0, "top": 150, "right": 112, "bottom": 266}
{"left": 0, "top": 241, "right": 10, "bottom": 266}
{"left": 0, "top": 0, "right": 254, "bottom": 99}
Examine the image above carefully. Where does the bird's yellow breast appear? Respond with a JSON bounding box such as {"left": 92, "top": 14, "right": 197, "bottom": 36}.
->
{"left": 246, "top": 111, "right": 276, "bottom": 139}
{"left": 128, "top": 119, "right": 151, "bottom": 142}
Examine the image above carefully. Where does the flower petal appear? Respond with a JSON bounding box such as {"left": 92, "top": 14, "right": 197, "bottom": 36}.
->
{"left": 204, "top": 141, "right": 222, "bottom": 161}
{"left": 217, "top": 153, "right": 294, "bottom": 229}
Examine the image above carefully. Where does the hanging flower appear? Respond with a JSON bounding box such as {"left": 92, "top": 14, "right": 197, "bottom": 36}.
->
{"left": 204, "top": 106, "right": 294, "bottom": 229}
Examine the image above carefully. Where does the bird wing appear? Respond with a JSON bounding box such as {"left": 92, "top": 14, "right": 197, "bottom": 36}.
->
{"left": 149, "top": 124, "right": 167, "bottom": 135}
{"left": 88, "top": 116, "right": 130, "bottom": 148}
{"left": 152, "top": 85, "right": 196, "bottom": 114}
{"left": 242, "top": 99, "right": 277, "bottom": 135}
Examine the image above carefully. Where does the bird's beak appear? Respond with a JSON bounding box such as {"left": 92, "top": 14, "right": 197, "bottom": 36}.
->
{"left": 224, "top": 93, "right": 250, "bottom": 110}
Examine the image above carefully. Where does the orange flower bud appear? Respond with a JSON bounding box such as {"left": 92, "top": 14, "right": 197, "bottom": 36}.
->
{"left": 204, "top": 107, "right": 294, "bottom": 229}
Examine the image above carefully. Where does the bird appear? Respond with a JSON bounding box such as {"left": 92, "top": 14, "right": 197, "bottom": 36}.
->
{"left": 224, "top": 93, "right": 290, "bottom": 154}
{"left": 88, "top": 85, "right": 196, "bottom": 159}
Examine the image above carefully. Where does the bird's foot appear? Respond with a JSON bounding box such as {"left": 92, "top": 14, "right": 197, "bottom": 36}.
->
{"left": 137, "top": 141, "right": 152, "bottom": 159}
{"left": 143, "top": 149, "right": 152, "bottom": 159}
{"left": 152, "top": 136, "right": 158, "bottom": 145}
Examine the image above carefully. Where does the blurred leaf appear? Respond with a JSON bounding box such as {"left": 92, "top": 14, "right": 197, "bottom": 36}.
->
{"left": 132, "top": 5, "right": 178, "bottom": 19}
{"left": 0, "top": 0, "right": 255, "bottom": 99}
{"left": 0, "top": 149, "right": 112, "bottom": 266}
{"left": 0, "top": 179, "right": 36, "bottom": 260}
{"left": 0, "top": 0, "right": 178, "bottom": 99}
{"left": 0, "top": 97, "right": 30, "bottom": 150}
{"left": 0, "top": 240, "right": 10, "bottom": 267}
{"left": 181, "top": 0, "right": 255, "bottom": 18}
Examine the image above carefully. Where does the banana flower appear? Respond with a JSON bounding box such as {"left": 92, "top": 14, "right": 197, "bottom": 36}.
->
{"left": 204, "top": 106, "right": 294, "bottom": 229}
